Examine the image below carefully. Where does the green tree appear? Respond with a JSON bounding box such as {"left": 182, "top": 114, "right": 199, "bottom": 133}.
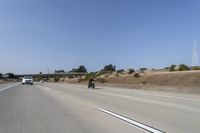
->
{"left": 134, "top": 73, "right": 140, "bottom": 78}
{"left": 54, "top": 70, "right": 66, "bottom": 74}
{"left": 69, "top": 65, "right": 87, "bottom": 73}
{"left": 127, "top": 68, "right": 135, "bottom": 74}
{"left": 78, "top": 65, "right": 87, "bottom": 73}
{"left": 179, "top": 64, "right": 189, "bottom": 71}
{"left": 192, "top": 67, "right": 200, "bottom": 70}
{"left": 140, "top": 68, "right": 147, "bottom": 73}
{"left": 6, "top": 73, "right": 15, "bottom": 78}
{"left": 102, "top": 64, "right": 116, "bottom": 72}
{"left": 117, "top": 69, "right": 125, "bottom": 73}
{"left": 169, "top": 65, "right": 176, "bottom": 72}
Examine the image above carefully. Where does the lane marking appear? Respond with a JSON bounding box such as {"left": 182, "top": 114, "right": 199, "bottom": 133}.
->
{"left": 98, "top": 108, "right": 166, "bottom": 133}
{"left": 0, "top": 83, "right": 19, "bottom": 92}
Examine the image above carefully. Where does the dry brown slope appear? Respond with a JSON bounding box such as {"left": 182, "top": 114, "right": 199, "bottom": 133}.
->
{"left": 106, "top": 71, "right": 200, "bottom": 87}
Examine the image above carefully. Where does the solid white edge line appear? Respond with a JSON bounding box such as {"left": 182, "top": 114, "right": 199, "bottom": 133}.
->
{"left": 0, "top": 83, "right": 19, "bottom": 92}
{"left": 98, "top": 108, "right": 165, "bottom": 133}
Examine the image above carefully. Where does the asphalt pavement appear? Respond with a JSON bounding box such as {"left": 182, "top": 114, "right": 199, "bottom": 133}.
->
{"left": 0, "top": 82, "right": 200, "bottom": 133}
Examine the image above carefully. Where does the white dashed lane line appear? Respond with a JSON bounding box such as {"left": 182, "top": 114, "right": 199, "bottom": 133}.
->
{"left": 0, "top": 83, "right": 19, "bottom": 92}
{"left": 98, "top": 108, "right": 166, "bottom": 133}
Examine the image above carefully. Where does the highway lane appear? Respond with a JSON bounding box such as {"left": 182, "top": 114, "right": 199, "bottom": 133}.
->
{"left": 0, "top": 83, "right": 143, "bottom": 133}
{"left": 0, "top": 83, "right": 21, "bottom": 93}
{"left": 41, "top": 83, "right": 200, "bottom": 133}
{"left": 0, "top": 83, "right": 200, "bottom": 133}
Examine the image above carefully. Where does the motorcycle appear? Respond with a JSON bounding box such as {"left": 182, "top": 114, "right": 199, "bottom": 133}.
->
{"left": 88, "top": 80, "right": 95, "bottom": 89}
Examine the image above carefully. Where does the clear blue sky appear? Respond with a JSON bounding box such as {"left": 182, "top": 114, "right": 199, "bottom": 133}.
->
{"left": 0, "top": 0, "right": 199, "bottom": 74}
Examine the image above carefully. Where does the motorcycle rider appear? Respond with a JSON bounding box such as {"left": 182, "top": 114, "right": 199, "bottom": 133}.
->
{"left": 90, "top": 78, "right": 94, "bottom": 82}
{"left": 88, "top": 78, "right": 95, "bottom": 88}
{"left": 89, "top": 78, "right": 94, "bottom": 85}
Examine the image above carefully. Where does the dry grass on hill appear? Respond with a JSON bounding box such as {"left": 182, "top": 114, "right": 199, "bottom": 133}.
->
{"left": 105, "top": 71, "right": 200, "bottom": 87}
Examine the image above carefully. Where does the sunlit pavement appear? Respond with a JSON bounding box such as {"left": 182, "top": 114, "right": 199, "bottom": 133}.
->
{"left": 0, "top": 83, "right": 200, "bottom": 133}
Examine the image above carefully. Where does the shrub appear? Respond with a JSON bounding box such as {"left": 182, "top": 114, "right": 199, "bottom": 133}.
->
{"left": 169, "top": 65, "right": 176, "bottom": 71}
{"left": 192, "top": 67, "right": 200, "bottom": 70}
{"left": 69, "top": 65, "right": 87, "bottom": 73}
{"left": 6, "top": 73, "right": 15, "bottom": 78}
{"left": 54, "top": 77, "right": 60, "bottom": 82}
{"left": 101, "top": 64, "right": 116, "bottom": 72}
{"left": 134, "top": 73, "right": 140, "bottom": 78}
{"left": 117, "top": 69, "right": 125, "bottom": 74}
{"left": 127, "top": 68, "right": 135, "bottom": 74}
{"left": 140, "top": 68, "right": 147, "bottom": 73}
{"left": 54, "top": 70, "right": 66, "bottom": 74}
{"left": 165, "top": 67, "right": 169, "bottom": 69}
{"left": 178, "top": 64, "right": 189, "bottom": 71}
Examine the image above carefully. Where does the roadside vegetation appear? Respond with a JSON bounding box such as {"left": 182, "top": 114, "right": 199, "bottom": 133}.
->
{"left": 134, "top": 73, "right": 140, "bottom": 78}
{"left": 169, "top": 65, "right": 176, "bottom": 71}
{"left": 100, "top": 64, "right": 116, "bottom": 73}
{"left": 1, "top": 63, "right": 200, "bottom": 95}
{"left": 169, "top": 64, "right": 190, "bottom": 72}
{"left": 68, "top": 65, "right": 87, "bottom": 73}
{"left": 2, "top": 63, "right": 200, "bottom": 92}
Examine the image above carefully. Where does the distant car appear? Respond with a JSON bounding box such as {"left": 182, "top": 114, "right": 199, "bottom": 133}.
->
{"left": 22, "top": 76, "right": 34, "bottom": 85}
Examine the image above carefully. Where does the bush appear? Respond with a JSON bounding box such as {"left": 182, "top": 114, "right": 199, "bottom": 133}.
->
{"left": 101, "top": 64, "right": 116, "bottom": 72}
{"left": 127, "top": 68, "right": 135, "bottom": 74}
{"left": 178, "top": 64, "right": 189, "bottom": 71}
{"left": 117, "top": 69, "right": 125, "bottom": 74}
{"left": 69, "top": 65, "right": 87, "bottom": 73}
{"left": 140, "top": 68, "right": 147, "bottom": 73}
{"left": 134, "top": 73, "right": 140, "bottom": 78}
{"left": 54, "top": 77, "right": 60, "bottom": 82}
{"left": 6, "top": 73, "right": 15, "bottom": 78}
{"left": 165, "top": 67, "right": 170, "bottom": 69}
{"left": 54, "top": 70, "right": 66, "bottom": 74}
{"left": 169, "top": 65, "right": 176, "bottom": 72}
{"left": 192, "top": 67, "right": 200, "bottom": 70}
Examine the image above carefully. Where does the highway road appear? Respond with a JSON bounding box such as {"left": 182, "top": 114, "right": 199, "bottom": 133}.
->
{"left": 0, "top": 83, "right": 200, "bottom": 133}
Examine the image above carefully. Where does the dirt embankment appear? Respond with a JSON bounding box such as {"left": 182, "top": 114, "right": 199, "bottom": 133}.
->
{"left": 97, "top": 71, "right": 200, "bottom": 94}
{"left": 106, "top": 71, "right": 200, "bottom": 87}
{"left": 61, "top": 71, "right": 200, "bottom": 95}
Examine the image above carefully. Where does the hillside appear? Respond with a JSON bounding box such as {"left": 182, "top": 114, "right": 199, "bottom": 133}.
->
{"left": 105, "top": 71, "right": 200, "bottom": 87}
{"left": 54, "top": 70, "right": 200, "bottom": 94}
{"left": 97, "top": 70, "right": 200, "bottom": 94}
